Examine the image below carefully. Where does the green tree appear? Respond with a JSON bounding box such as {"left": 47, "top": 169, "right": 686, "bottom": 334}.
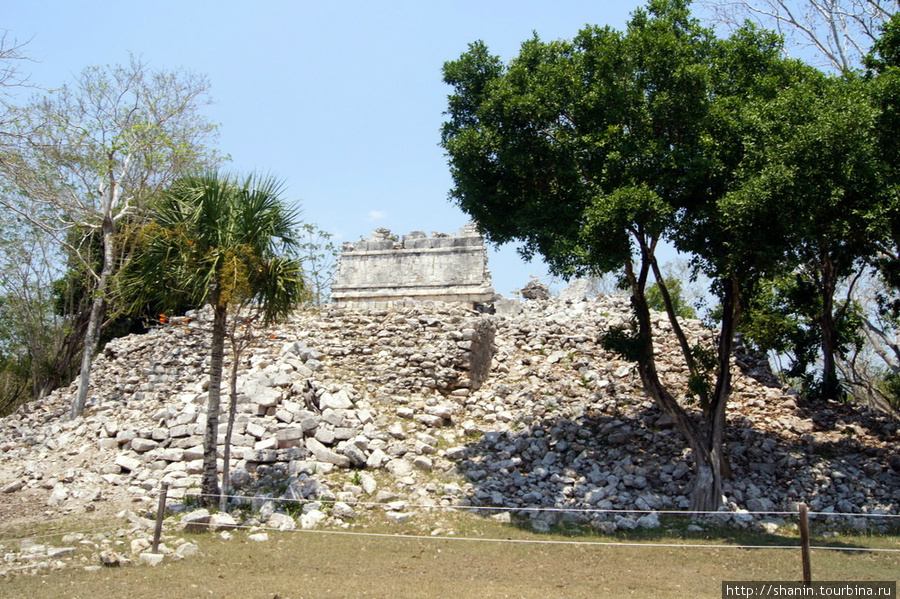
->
{"left": 0, "top": 54, "right": 220, "bottom": 418}
{"left": 868, "top": 12, "right": 900, "bottom": 273}
{"left": 123, "top": 171, "right": 307, "bottom": 504}
{"left": 646, "top": 275, "right": 698, "bottom": 320}
{"left": 727, "top": 67, "right": 884, "bottom": 400}
{"left": 442, "top": 0, "right": 804, "bottom": 511}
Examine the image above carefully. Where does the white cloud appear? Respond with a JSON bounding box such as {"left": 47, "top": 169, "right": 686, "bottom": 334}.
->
{"left": 366, "top": 210, "right": 388, "bottom": 222}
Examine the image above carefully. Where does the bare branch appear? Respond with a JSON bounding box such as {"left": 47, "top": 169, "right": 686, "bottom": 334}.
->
{"left": 698, "top": 0, "right": 898, "bottom": 70}
{"left": 0, "top": 30, "right": 34, "bottom": 94}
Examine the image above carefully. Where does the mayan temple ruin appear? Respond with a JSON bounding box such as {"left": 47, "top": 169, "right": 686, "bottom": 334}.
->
{"left": 330, "top": 224, "right": 497, "bottom": 309}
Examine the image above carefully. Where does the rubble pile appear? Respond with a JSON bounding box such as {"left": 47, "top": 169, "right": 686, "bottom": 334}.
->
{"left": 1, "top": 290, "right": 898, "bottom": 571}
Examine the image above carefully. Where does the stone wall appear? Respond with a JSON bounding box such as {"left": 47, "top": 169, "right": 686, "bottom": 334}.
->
{"left": 331, "top": 224, "right": 496, "bottom": 309}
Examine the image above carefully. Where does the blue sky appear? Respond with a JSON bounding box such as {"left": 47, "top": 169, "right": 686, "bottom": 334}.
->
{"left": 6, "top": 1, "right": 657, "bottom": 297}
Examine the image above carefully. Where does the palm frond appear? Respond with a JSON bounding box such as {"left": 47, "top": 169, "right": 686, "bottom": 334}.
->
{"left": 121, "top": 170, "right": 307, "bottom": 321}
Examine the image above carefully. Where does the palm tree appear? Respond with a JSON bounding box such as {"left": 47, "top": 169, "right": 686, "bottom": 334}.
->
{"left": 123, "top": 171, "right": 307, "bottom": 504}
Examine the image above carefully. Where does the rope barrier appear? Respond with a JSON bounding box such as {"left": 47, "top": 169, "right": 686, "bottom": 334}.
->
{"left": 178, "top": 519, "right": 900, "bottom": 553}
{"left": 182, "top": 491, "right": 900, "bottom": 520}
{"left": 0, "top": 525, "right": 124, "bottom": 545}
{"left": 0, "top": 563, "right": 56, "bottom": 575}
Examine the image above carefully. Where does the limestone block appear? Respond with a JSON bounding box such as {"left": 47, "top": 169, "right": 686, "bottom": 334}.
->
{"left": 275, "top": 427, "right": 304, "bottom": 448}
{"left": 116, "top": 430, "right": 136, "bottom": 445}
{"left": 319, "top": 391, "right": 353, "bottom": 410}
{"left": 159, "top": 448, "right": 185, "bottom": 462}
{"left": 413, "top": 456, "right": 433, "bottom": 472}
{"left": 97, "top": 438, "right": 118, "bottom": 450}
{"left": 131, "top": 438, "right": 158, "bottom": 453}
{"left": 246, "top": 422, "right": 266, "bottom": 439}
{"left": 333, "top": 427, "right": 357, "bottom": 441}
{"left": 321, "top": 408, "right": 345, "bottom": 427}
{"left": 366, "top": 448, "right": 389, "bottom": 469}
{"left": 181, "top": 509, "right": 211, "bottom": 533}
{"left": 306, "top": 437, "right": 350, "bottom": 467}
{"left": 341, "top": 444, "right": 367, "bottom": 467}
{"left": 314, "top": 428, "right": 336, "bottom": 445}
{"left": 267, "top": 512, "right": 296, "bottom": 530}
{"left": 183, "top": 445, "right": 204, "bottom": 461}
{"left": 299, "top": 417, "right": 319, "bottom": 433}
{"left": 139, "top": 552, "right": 164, "bottom": 567}
{"left": 254, "top": 437, "right": 277, "bottom": 451}
{"left": 102, "top": 421, "right": 119, "bottom": 437}
{"left": 386, "top": 458, "right": 413, "bottom": 477}
{"left": 169, "top": 424, "right": 191, "bottom": 438}
{"left": 424, "top": 404, "right": 454, "bottom": 419}
{"left": 414, "top": 414, "right": 444, "bottom": 428}
{"left": 240, "top": 377, "right": 281, "bottom": 408}
{"left": 332, "top": 501, "right": 356, "bottom": 520}
{"left": 275, "top": 409, "right": 294, "bottom": 423}
{"left": 174, "top": 542, "right": 200, "bottom": 559}
{"left": 300, "top": 509, "right": 326, "bottom": 530}
{"left": 151, "top": 428, "right": 170, "bottom": 441}
{"left": 245, "top": 449, "right": 278, "bottom": 463}
{"left": 115, "top": 455, "right": 141, "bottom": 473}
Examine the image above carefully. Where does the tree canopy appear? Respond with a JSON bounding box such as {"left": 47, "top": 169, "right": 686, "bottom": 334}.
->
{"left": 0, "top": 55, "right": 221, "bottom": 417}
{"left": 441, "top": 0, "right": 853, "bottom": 510}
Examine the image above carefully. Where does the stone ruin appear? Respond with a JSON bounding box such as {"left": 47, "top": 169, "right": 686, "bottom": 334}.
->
{"left": 330, "top": 224, "right": 496, "bottom": 309}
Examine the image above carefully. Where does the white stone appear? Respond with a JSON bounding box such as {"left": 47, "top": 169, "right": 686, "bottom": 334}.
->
{"left": 209, "top": 513, "right": 238, "bottom": 531}
{"left": 131, "top": 438, "right": 159, "bottom": 453}
{"left": 267, "top": 512, "right": 297, "bottom": 531}
{"left": 385, "top": 511, "right": 414, "bottom": 524}
{"left": 306, "top": 437, "right": 350, "bottom": 467}
{"left": 115, "top": 455, "right": 142, "bottom": 473}
{"left": 300, "top": 509, "right": 327, "bottom": 530}
{"left": 386, "top": 458, "right": 413, "bottom": 477}
{"left": 331, "top": 501, "right": 355, "bottom": 520}
{"left": 181, "top": 509, "right": 212, "bottom": 533}
{"left": 319, "top": 390, "right": 353, "bottom": 410}
{"left": 174, "top": 542, "right": 200, "bottom": 558}
{"left": 139, "top": 552, "right": 164, "bottom": 566}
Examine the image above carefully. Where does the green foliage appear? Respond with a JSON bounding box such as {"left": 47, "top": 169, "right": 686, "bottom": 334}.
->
{"left": 0, "top": 54, "right": 221, "bottom": 417}
{"left": 646, "top": 276, "right": 697, "bottom": 320}
{"left": 739, "top": 273, "right": 865, "bottom": 399}
{"left": 740, "top": 276, "right": 822, "bottom": 378}
{"left": 686, "top": 342, "right": 717, "bottom": 408}
{"left": 297, "top": 223, "right": 338, "bottom": 306}
{"left": 440, "top": 0, "right": 826, "bottom": 510}
{"left": 600, "top": 321, "right": 649, "bottom": 364}
{"left": 123, "top": 171, "right": 308, "bottom": 322}
{"left": 876, "top": 370, "right": 900, "bottom": 413}
{"left": 865, "top": 12, "right": 900, "bottom": 73}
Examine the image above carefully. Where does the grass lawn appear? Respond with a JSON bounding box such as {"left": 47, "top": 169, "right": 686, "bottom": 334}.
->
{"left": 2, "top": 513, "right": 898, "bottom": 599}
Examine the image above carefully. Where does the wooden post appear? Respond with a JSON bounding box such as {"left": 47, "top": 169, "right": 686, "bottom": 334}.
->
{"left": 799, "top": 503, "right": 812, "bottom": 585}
{"left": 152, "top": 482, "right": 169, "bottom": 553}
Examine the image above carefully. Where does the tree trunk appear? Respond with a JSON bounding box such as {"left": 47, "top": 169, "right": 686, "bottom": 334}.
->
{"left": 70, "top": 215, "right": 115, "bottom": 419}
{"left": 220, "top": 326, "right": 243, "bottom": 513}
{"left": 691, "top": 278, "right": 741, "bottom": 512}
{"left": 202, "top": 298, "right": 227, "bottom": 504}
{"left": 625, "top": 256, "right": 733, "bottom": 514}
{"left": 38, "top": 320, "right": 87, "bottom": 400}
{"left": 819, "top": 252, "right": 840, "bottom": 400}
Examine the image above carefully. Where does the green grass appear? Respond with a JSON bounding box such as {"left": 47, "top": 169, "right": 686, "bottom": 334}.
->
{"left": 2, "top": 512, "right": 897, "bottom": 599}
